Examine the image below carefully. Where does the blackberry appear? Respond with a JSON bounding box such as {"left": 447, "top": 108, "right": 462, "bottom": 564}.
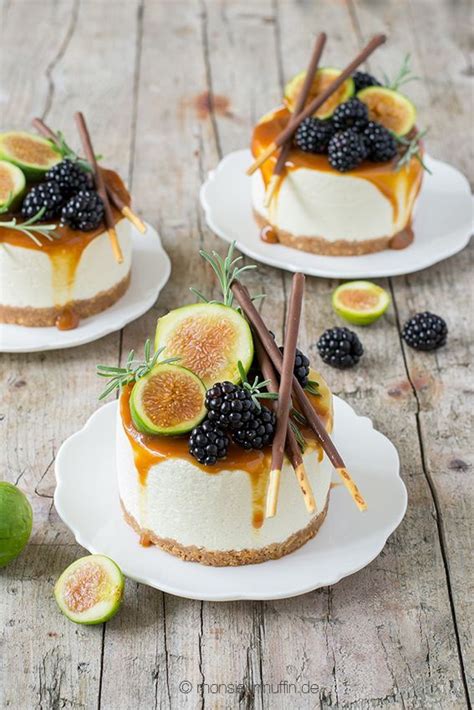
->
{"left": 332, "top": 99, "right": 369, "bottom": 131}
{"left": 279, "top": 346, "right": 310, "bottom": 388}
{"left": 189, "top": 420, "right": 229, "bottom": 465}
{"left": 60, "top": 189, "right": 104, "bottom": 231}
{"left": 363, "top": 121, "right": 397, "bottom": 162}
{"left": 353, "top": 71, "right": 381, "bottom": 93}
{"left": 45, "top": 159, "right": 90, "bottom": 198}
{"left": 232, "top": 407, "right": 276, "bottom": 450}
{"left": 328, "top": 129, "right": 368, "bottom": 172}
{"left": 21, "top": 181, "right": 65, "bottom": 220}
{"left": 294, "top": 117, "right": 334, "bottom": 154}
{"left": 402, "top": 312, "right": 447, "bottom": 351}
{"left": 205, "top": 381, "right": 256, "bottom": 430}
{"left": 317, "top": 327, "right": 364, "bottom": 369}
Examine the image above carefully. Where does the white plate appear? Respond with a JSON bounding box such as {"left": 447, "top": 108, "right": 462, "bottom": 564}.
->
{"left": 54, "top": 398, "right": 407, "bottom": 602}
{"left": 200, "top": 149, "right": 473, "bottom": 279}
{"left": 0, "top": 223, "right": 171, "bottom": 353}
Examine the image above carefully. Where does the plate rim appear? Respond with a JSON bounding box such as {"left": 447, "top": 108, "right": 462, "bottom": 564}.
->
{"left": 200, "top": 149, "right": 473, "bottom": 279}
{"left": 0, "top": 222, "right": 171, "bottom": 354}
{"left": 54, "top": 398, "right": 408, "bottom": 602}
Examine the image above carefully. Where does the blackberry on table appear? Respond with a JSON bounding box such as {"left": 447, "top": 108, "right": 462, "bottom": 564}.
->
{"left": 402, "top": 312, "right": 447, "bottom": 351}
{"left": 189, "top": 419, "right": 229, "bottom": 465}
{"left": 317, "top": 327, "right": 364, "bottom": 369}
{"left": 21, "top": 181, "right": 65, "bottom": 220}
{"left": 363, "top": 121, "right": 397, "bottom": 162}
{"left": 332, "top": 99, "right": 369, "bottom": 132}
{"left": 232, "top": 407, "right": 276, "bottom": 450}
{"left": 328, "top": 129, "right": 368, "bottom": 172}
{"left": 60, "top": 189, "right": 104, "bottom": 231}
{"left": 279, "top": 346, "right": 310, "bottom": 388}
{"left": 353, "top": 71, "right": 381, "bottom": 93}
{"left": 45, "top": 159, "right": 90, "bottom": 198}
{"left": 205, "top": 381, "right": 257, "bottom": 430}
{"left": 294, "top": 117, "right": 334, "bottom": 154}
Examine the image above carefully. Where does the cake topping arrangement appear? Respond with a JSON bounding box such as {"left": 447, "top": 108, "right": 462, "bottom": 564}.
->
{"left": 247, "top": 33, "right": 387, "bottom": 176}
{"left": 0, "top": 116, "right": 145, "bottom": 252}
{"left": 254, "top": 37, "right": 424, "bottom": 182}
{"left": 98, "top": 242, "right": 368, "bottom": 525}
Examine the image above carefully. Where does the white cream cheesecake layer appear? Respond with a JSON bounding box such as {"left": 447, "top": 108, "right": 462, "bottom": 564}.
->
{"left": 252, "top": 168, "right": 414, "bottom": 242}
{"left": 0, "top": 218, "right": 132, "bottom": 308}
{"left": 116, "top": 408, "right": 332, "bottom": 552}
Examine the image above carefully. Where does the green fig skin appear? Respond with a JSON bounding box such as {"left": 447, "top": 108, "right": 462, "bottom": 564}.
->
{"left": 0, "top": 482, "right": 33, "bottom": 568}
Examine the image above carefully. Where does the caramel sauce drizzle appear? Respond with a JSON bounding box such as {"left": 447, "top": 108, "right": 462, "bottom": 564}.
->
{"left": 0, "top": 169, "right": 130, "bottom": 325}
{"left": 119, "top": 375, "right": 332, "bottom": 530}
{"left": 260, "top": 225, "right": 279, "bottom": 244}
{"left": 252, "top": 106, "right": 423, "bottom": 236}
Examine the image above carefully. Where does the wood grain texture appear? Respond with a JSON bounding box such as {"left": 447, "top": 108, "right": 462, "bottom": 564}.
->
{"left": 0, "top": 0, "right": 472, "bottom": 708}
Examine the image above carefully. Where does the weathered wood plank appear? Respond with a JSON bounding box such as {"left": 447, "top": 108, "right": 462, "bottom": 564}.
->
{"left": 0, "top": 1, "right": 139, "bottom": 708}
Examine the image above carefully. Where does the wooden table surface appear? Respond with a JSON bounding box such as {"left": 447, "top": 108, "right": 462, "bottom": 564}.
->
{"left": 1, "top": 1, "right": 472, "bottom": 708}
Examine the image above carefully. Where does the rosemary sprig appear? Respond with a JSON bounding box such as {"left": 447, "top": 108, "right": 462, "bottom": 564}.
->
{"left": 237, "top": 361, "right": 278, "bottom": 409}
{"left": 289, "top": 419, "right": 306, "bottom": 453}
{"left": 395, "top": 129, "right": 431, "bottom": 173}
{"left": 49, "top": 130, "right": 102, "bottom": 173}
{"left": 305, "top": 379, "right": 321, "bottom": 397}
{"left": 291, "top": 408, "right": 308, "bottom": 427}
{"left": 97, "top": 339, "right": 179, "bottom": 400}
{"left": 383, "top": 54, "right": 420, "bottom": 91}
{"left": 190, "top": 241, "right": 257, "bottom": 307}
{"left": 0, "top": 206, "right": 59, "bottom": 247}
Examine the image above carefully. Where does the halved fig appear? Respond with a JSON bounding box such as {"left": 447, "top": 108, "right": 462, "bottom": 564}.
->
{"left": 0, "top": 160, "right": 26, "bottom": 210}
{"left": 284, "top": 67, "right": 355, "bottom": 119}
{"left": 54, "top": 555, "right": 124, "bottom": 625}
{"left": 130, "top": 363, "right": 207, "bottom": 435}
{"left": 332, "top": 281, "right": 390, "bottom": 325}
{"left": 357, "top": 87, "right": 416, "bottom": 136}
{"left": 154, "top": 303, "right": 254, "bottom": 387}
{"left": 0, "top": 131, "right": 61, "bottom": 178}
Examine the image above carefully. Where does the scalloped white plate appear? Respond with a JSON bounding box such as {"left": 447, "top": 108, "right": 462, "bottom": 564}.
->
{"left": 0, "top": 223, "right": 171, "bottom": 353}
{"left": 54, "top": 397, "right": 407, "bottom": 601}
{"left": 200, "top": 149, "right": 473, "bottom": 279}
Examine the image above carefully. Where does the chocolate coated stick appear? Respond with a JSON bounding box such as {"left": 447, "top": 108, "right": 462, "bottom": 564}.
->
{"left": 255, "top": 338, "right": 316, "bottom": 514}
{"left": 232, "top": 280, "right": 367, "bottom": 511}
{"left": 74, "top": 112, "right": 123, "bottom": 263}
{"left": 266, "top": 273, "right": 305, "bottom": 517}
{"left": 264, "top": 32, "right": 327, "bottom": 207}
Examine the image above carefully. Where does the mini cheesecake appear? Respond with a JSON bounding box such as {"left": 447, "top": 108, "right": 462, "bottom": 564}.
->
{"left": 0, "top": 170, "right": 132, "bottom": 329}
{"left": 252, "top": 106, "right": 423, "bottom": 255}
{"left": 117, "top": 372, "right": 334, "bottom": 566}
